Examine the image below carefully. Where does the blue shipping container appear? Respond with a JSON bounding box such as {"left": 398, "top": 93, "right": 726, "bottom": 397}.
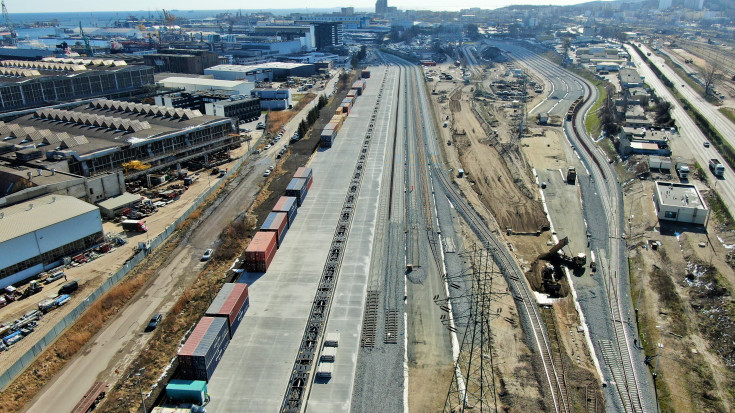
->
{"left": 285, "top": 178, "right": 308, "bottom": 206}
{"left": 3, "top": 331, "right": 21, "bottom": 346}
{"left": 321, "top": 128, "right": 337, "bottom": 148}
{"left": 178, "top": 317, "right": 230, "bottom": 382}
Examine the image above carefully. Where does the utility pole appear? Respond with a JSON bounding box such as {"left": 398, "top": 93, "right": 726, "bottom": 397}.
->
{"left": 135, "top": 368, "right": 147, "bottom": 413}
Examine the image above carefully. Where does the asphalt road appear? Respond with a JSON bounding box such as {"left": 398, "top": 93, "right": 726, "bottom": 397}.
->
{"left": 626, "top": 44, "right": 735, "bottom": 209}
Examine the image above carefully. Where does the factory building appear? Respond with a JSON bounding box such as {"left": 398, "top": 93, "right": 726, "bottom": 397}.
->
{"left": 0, "top": 163, "right": 124, "bottom": 207}
{"left": 0, "top": 195, "right": 104, "bottom": 288}
{"left": 205, "top": 97, "right": 261, "bottom": 121}
{"left": 250, "top": 89, "right": 293, "bottom": 111}
{"left": 653, "top": 181, "right": 709, "bottom": 225}
{"left": 143, "top": 49, "right": 220, "bottom": 74}
{"left": 204, "top": 63, "right": 316, "bottom": 82}
{"left": 157, "top": 77, "right": 254, "bottom": 96}
{"left": 0, "top": 58, "right": 154, "bottom": 112}
{"left": 0, "top": 99, "right": 237, "bottom": 184}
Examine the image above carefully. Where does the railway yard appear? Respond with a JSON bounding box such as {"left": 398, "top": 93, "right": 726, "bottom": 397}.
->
{"left": 3, "top": 32, "right": 735, "bottom": 413}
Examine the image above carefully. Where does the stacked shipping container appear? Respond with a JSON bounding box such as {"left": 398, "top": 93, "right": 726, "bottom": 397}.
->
{"left": 273, "top": 196, "right": 298, "bottom": 228}
{"left": 205, "top": 283, "right": 250, "bottom": 339}
{"left": 244, "top": 231, "right": 277, "bottom": 272}
{"left": 285, "top": 178, "right": 309, "bottom": 206}
{"left": 261, "top": 212, "right": 289, "bottom": 247}
{"left": 177, "top": 317, "right": 230, "bottom": 382}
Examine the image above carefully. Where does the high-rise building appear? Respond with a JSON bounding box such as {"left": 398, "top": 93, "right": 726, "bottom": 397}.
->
{"left": 376, "top": 0, "right": 388, "bottom": 14}
{"left": 658, "top": 0, "right": 672, "bottom": 9}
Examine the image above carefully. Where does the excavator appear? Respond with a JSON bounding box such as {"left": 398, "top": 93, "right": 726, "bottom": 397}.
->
{"left": 538, "top": 236, "right": 586, "bottom": 269}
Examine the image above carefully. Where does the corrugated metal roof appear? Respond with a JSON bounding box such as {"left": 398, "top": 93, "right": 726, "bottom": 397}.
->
{"left": 96, "top": 192, "right": 142, "bottom": 211}
{"left": 0, "top": 195, "right": 99, "bottom": 243}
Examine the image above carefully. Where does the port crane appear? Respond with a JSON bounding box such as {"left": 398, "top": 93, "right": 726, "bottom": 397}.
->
{"left": 79, "top": 21, "right": 93, "bottom": 56}
{"left": 1, "top": 0, "right": 17, "bottom": 44}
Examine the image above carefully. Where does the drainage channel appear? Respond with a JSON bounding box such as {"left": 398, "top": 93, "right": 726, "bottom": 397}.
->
{"left": 280, "top": 69, "right": 390, "bottom": 413}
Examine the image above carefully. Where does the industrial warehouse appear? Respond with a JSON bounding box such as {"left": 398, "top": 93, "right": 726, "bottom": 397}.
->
{"left": 0, "top": 194, "right": 103, "bottom": 288}
{"left": 0, "top": 98, "right": 238, "bottom": 183}
{"left": 0, "top": 58, "right": 154, "bottom": 111}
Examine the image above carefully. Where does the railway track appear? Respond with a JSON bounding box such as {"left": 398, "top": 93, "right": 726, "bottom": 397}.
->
{"left": 383, "top": 55, "right": 571, "bottom": 413}
{"left": 281, "top": 68, "right": 390, "bottom": 413}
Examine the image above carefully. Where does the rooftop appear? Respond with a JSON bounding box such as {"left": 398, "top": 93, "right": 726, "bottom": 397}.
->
{"left": 655, "top": 182, "right": 707, "bottom": 209}
{"left": 0, "top": 194, "right": 99, "bottom": 243}
{"left": 206, "top": 62, "right": 313, "bottom": 73}
{"left": 1, "top": 99, "right": 224, "bottom": 156}
{"left": 158, "top": 77, "right": 253, "bottom": 89}
{"left": 0, "top": 58, "right": 139, "bottom": 85}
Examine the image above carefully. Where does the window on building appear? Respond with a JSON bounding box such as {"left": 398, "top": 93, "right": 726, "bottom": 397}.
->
{"left": 664, "top": 211, "right": 677, "bottom": 219}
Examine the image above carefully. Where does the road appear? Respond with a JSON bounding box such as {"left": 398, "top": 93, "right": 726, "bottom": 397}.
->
{"left": 637, "top": 43, "right": 735, "bottom": 146}
{"left": 626, "top": 44, "right": 735, "bottom": 209}
{"left": 486, "top": 41, "right": 657, "bottom": 413}
{"left": 24, "top": 78, "right": 339, "bottom": 412}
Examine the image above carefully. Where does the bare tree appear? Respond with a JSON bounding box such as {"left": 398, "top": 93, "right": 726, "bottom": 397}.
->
{"left": 703, "top": 64, "right": 718, "bottom": 97}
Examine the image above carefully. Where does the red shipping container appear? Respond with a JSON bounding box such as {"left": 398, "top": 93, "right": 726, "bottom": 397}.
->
{"left": 205, "top": 283, "right": 249, "bottom": 338}
{"left": 244, "top": 231, "right": 277, "bottom": 272}
{"left": 306, "top": 175, "right": 313, "bottom": 190}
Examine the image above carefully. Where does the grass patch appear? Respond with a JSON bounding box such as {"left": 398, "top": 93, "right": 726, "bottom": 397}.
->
{"left": 265, "top": 93, "right": 316, "bottom": 135}
{"left": 597, "top": 136, "right": 618, "bottom": 162}
{"left": 706, "top": 190, "right": 735, "bottom": 228}
{"left": 584, "top": 83, "right": 606, "bottom": 138}
{"left": 649, "top": 265, "right": 687, "bottom": 336}
{"left": 719, "top": 107, "right": 735, "bottom": 126}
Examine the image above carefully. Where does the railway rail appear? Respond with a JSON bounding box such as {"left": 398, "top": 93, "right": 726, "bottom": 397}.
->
{"left": 280, "top": 68, "right": 390, "bottom": 413}
{"left": 383, "top": 54, "right": 571, "bottom": 413}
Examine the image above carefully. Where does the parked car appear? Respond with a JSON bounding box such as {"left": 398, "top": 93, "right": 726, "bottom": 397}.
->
{"left": 264, "top": 170, "right": 272, "bottom": 177}
{"left": 704, "top": 141, "right": 711, "bottom": 148}
{"left": 58, "top": 280, "right": 78, "bottom": 295}
{"left": 201, "top": 249, "right": 214, "bottom": 261}
{"left": 264, "top": 144, "right": 272, "bottom": 150}
{"left": 145, "top": 314, "right": 162, "bottom": 332}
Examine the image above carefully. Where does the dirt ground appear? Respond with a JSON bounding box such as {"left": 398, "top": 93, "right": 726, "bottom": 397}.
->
{"left": 445, "top": 84, "right": 548, "bottom": 233}
{"left": 624, "top": 175, "right": 735, "bottom": 413}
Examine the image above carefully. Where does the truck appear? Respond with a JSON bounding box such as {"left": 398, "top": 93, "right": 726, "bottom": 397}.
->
{"left": 709, "top": 159, "right": 725, "bottom": 177}
{"left": 121, "top": 220, "right": 148, "bottom": 233}
{"left": 675, "top": 161, "right": 690, "bottom": 179}
{"left": 566, "top": 166, "right": 577, "bottom": 184}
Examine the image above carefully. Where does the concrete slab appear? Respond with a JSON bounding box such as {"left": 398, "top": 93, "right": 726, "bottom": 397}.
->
{"left": 306, "top": 67, "right": 398, "bottom": 412}
{"left": 206, "top": 67, "right": 394, "bottom": 411}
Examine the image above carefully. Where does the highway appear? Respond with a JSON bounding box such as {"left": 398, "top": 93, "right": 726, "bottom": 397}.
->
{"left": 485, "top": 41, "right": 657, "bottom": 413}
{"left": 626, "top": 44, "right": 735, "bottom": 209}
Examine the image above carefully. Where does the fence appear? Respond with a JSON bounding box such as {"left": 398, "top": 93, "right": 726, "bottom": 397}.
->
{"left": 0, "top": 135, "right": 264, "bottom": 390}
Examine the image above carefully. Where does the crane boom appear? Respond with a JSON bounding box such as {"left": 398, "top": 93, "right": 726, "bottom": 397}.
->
{"left": 2, "top": 0, "right": 16, "bottom": 40}
{"left": 79, "top": 21, "right": 93, "bottom": 57}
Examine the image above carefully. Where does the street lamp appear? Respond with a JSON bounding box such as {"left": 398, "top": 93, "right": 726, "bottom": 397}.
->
{"left": 135, "top": 368, "right": 147, "bottom": 413}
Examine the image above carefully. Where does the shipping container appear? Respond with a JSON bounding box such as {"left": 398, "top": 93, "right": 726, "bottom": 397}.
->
{"left": 351, "top": 81, "right": 364, "bottom": 95}
{"left": 285, "top": 177, "right": 308, "bottom": 206}
{"left": 346, "top": 91, "right": 356, "bottom": 99}
{"left": 339, "top": 103, "right": 351, "bottom": 116}
{"left": 335, "top": 107, "right": 344, "bottom": 115}
{"left": 273, "top": 196, "right": 298, "bottom": 228}
{"left": 205, "top": 283, "right": 250, "bottom": 339}
{"left": 294, "top": 167, "right": 313, "bottom": 182}
{"left": 244, "top": 231, "right": 278, "bottom": 272}
{"left": 261, "top": 212, "right": 289, "bottom": 248}
{"left": 329, "top": 114, "right": 345, "bottom": 126}
{"left": 361, "top": 70, "right": 371, "bottom": 79}
{"left": 166, "top": 380, "right": 208, "bottom": 404}
{"left": 341, "top": 97, "right": 354, "bottom": 106}
{"left": 177, "top": 317, "right": 230, "bottom": 382}
{"left": 321, "top": 128, "right": 337, "bottom": 148}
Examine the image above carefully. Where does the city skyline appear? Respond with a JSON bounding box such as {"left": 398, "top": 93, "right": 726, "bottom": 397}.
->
{"left": 11, "top": 0, "right": 603, "bottom": 14}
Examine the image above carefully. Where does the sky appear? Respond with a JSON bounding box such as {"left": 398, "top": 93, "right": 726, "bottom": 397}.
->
{"left": 11, "top": 0, "right": 594, "bottom": 14}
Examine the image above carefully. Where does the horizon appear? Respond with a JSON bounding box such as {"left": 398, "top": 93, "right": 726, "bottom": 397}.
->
{"left": 7, "top": 0, "right": 606, "bottom": 15}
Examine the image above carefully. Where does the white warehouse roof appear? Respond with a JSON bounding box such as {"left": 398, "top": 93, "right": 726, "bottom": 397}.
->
{"left": 158, "top": 77, "right": 252, "bottom": 89}
{"left": 0, "top": 195, "right": 99, "bottom": 243}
